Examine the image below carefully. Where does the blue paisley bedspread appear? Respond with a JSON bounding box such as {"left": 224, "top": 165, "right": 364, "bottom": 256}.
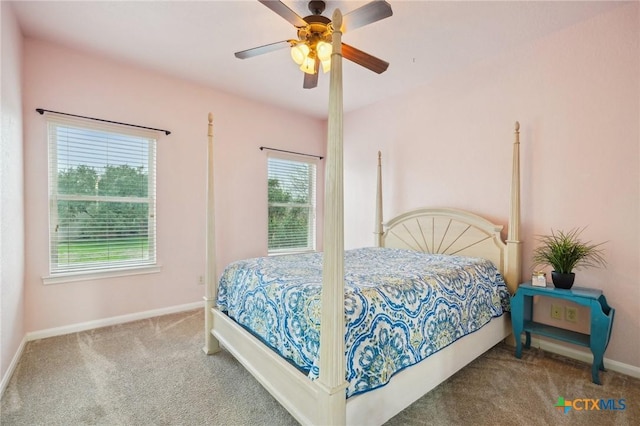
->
{"left": 217, "top": 247, "right": 510, "bottom": 398}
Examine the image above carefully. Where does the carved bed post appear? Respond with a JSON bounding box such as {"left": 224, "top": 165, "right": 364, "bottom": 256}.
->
{"left": 203, "top": 112, "right": 220, "bottom": 354}
{"left": 505, "top": 121, "right": 522, "bottom": 294}
{"left": 374, "top": 151, "right": 384, "bottom": 247}
{"left": 317, "top": 8, "right": 348, "bottom": 425}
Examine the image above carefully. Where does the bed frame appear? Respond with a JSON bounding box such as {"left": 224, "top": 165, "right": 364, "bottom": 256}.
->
{"left": 203, "top": 9, "right": 522, "bottom": 425}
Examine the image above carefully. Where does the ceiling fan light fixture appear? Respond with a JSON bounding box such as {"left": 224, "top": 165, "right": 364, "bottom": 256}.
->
{"left": 321, "top": 58, "right": 331, "bottom": 73}
{"left": 291, "top": 43, "right": 310, "bottom": 65}
{"left": 300, "top": 55, "right": 317, "bottom": 74}
{"left": 316, "top": 41, "right": 332, "bottom": 61}
{"left": 316, "top": 41, "right": 332, "bottom": 73}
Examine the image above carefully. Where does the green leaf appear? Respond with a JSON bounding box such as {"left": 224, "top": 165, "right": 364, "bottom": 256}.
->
{"left": 531, "top": 227, "right": 606, "bottom": 274}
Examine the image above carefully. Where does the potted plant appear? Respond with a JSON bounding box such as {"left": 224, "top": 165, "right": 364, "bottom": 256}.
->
{"left": 532, "top": 228, "right": 606, "bottom": 289}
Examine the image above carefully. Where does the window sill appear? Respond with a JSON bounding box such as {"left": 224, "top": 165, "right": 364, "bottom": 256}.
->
{"left": 42, "top": 264, "right": 162, "bottom": 285}
{"left": 268, "top": 249, "right": 316, "bottom": 257}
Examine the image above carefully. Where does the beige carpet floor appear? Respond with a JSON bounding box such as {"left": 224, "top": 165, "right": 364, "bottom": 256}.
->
{"left": 2, "top": 309, "right": 638, "bottom": 425}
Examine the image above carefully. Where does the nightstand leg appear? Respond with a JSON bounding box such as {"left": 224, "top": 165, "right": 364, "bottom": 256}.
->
{"left": 515, "top": 339, "right": 522, "bottom": 358}
{"left": 590, "top": 303, "right": 611, "bottom": 385}
{"left": 511, "top": 293, "right": 524, "bottom": 359}
{"left": 524, "top": 331, "right": 531, "bottom": 349}
{"left": 591, "top": 362, "right": 602, "bottom": 385}
{"left": 590, "top": 343, "right": 606, "bottom": 385}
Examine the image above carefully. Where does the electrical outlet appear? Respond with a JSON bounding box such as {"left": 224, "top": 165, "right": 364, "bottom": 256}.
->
{"left": 198, "top": 275, "right": 204, "bottom": 285}
{"left": 565, "top": 306, "right": 578, "bottom": 323}
{"left": 551, "top": 304, "right": 563, "bottom": 320}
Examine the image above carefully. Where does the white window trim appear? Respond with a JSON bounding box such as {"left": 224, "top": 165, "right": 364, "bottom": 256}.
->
{"left": 42, "top": 264, "right": 162, "bottom": 285}
{"left": 267, "top": 152, "right": 318, "bottom": 255}
{"left": 45, "top": 112, "right": 159, "bottom": 279}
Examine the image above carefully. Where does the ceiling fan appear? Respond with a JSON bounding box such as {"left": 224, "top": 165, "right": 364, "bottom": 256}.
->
{"left": 234, "top": 0, "right": 392, "bottom": 89}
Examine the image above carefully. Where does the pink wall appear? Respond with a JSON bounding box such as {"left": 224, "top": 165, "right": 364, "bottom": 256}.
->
{"left": 1, "top": 2, "right": 25, "bottom": 384}
{"left": 343, "top": 4, "right": 639, "bottom": 369}
{"left": 22, "top": 39, "right": 325, "bottom": 333}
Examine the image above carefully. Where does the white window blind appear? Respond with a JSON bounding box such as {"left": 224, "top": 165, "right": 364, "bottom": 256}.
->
{"left": 268, "top": 155, "right": 317, "bottom": 254}
{"left": 47, "top": 113, "right": 157, "bottom": 275}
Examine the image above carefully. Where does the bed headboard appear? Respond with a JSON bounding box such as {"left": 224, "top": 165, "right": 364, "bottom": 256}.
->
{"left": 382, "top": 208, "right": 506, "bottom": 275}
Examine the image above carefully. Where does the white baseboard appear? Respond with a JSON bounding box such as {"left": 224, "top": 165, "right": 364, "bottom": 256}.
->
{"left": 530, "top": 337, "right": 640, "bottom": 380}
{"left": 27, "top": 301, "right": 202, "bottom": 341}
{"left": 0, "top": 336, "right": 27, "bottom": 398}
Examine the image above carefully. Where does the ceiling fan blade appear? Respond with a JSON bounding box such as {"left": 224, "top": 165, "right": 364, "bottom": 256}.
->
{"left": 303, "top": 58, "right": 320, "bottom": 89}
{"left": 342, "top": 0, "right": 393, "bottom": 33}
{"left": 259, "top": 0, "right": 307, "bottom": 27}
{"left": 235, "top": 40, "right": 291, "bottom": 59}
{"left": 342, "top": 43, "right": 389, "bottom": 74}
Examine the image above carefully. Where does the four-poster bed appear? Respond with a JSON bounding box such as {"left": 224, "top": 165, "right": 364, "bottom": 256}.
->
{"left": 204, "top": 9, "right": 522, "bottom": 426}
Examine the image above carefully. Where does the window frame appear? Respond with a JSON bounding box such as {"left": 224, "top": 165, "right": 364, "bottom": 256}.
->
{"left": 267, "top": 152, "right": 318, "bottom": 255}
{"left": 43, "top": 113, "right": 160, "bottom": 283}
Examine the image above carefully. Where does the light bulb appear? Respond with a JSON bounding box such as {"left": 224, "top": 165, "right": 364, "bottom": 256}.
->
{"left": 300, "top": 56, "right": 317, "bottom": 74}
{"left": 290, "top": 44, "right": 310, "bottom": 65}
{"left": 316, "top": 41, "right": 332, "bottom": 62}
{"left": 321, "top": 59, "right": 331, "bottom": 73}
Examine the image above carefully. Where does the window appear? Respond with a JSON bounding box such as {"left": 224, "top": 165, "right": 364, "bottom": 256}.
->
{"left": 46, "top": 114, "right": 157, "bottom": 278}
{"left": 267, "top": 154, "right": 317, "bottom": 254}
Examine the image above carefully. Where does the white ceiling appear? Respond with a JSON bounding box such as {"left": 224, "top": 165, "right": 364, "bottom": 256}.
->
{"left": 11, "top": 0, "right": 624, "bottom": 119}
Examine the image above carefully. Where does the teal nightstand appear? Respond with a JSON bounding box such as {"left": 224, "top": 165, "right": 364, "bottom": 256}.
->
{"left": 511, "top": 283, "right": 615, "bottom": 385}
